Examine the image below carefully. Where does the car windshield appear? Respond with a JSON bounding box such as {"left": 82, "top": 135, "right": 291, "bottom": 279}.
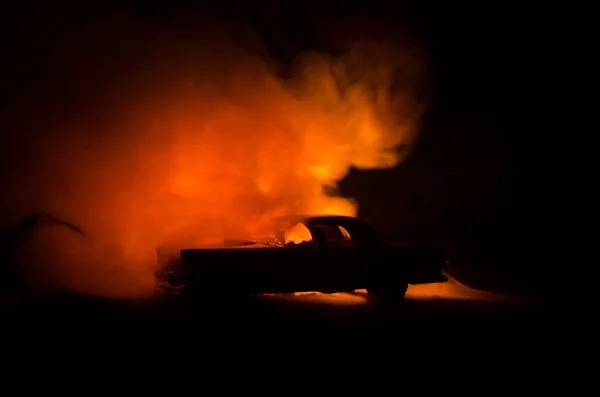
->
{"left": 281, "top": 222, "right": 314, "bottom": 245}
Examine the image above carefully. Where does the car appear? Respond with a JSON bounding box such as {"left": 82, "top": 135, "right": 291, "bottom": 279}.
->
{"left": 154, "top": 215, "right": 448, "bottom": 303}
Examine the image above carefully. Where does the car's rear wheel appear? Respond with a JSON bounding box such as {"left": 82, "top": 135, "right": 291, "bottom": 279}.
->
{"left": 367, "top": 283, "right": 408, "bottom": 304}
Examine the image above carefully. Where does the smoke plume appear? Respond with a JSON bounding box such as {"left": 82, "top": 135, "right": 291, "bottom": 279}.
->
{"left": 0, "top": 10, "right": 427, "bottom": 297}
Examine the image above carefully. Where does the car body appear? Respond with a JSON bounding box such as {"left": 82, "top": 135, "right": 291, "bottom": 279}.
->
{"left": 154, "top": 215, "right": 448, "bottom": 302}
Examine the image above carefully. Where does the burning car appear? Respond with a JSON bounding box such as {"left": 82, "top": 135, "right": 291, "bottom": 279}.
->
{"left": 154, "top": 215, "right": 448, "bottom": 302}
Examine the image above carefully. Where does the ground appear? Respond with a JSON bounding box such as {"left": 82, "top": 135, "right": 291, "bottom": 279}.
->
{"left": 1, "top": 275, "right": 552, "bottom": 357}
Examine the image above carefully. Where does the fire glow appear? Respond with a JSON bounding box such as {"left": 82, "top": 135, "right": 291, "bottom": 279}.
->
{"left": 3, "top": 17, "right": 427, "bottom": 298}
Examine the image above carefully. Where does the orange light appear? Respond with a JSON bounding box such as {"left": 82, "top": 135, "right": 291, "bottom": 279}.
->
{"left": 10, "top": 22, "right": 426, "bottom": 299}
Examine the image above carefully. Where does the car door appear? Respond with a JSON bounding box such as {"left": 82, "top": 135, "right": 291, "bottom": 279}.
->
{"left": 263, "top": 221, "right": 323, "bottom": 293}
{"left": 309, "top": 224, "right": 365, "bottom": 291}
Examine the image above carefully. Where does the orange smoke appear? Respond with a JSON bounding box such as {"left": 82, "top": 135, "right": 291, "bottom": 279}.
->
{"left": 1, "top": 15, "right": 427, "bottom": 298}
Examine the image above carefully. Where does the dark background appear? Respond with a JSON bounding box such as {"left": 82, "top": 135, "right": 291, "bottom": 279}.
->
{"left": 1, "top": 1, "right": 570, "bottom": 299}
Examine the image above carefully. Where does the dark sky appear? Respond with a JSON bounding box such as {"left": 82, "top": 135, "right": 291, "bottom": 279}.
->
{"left": 0, "top": 1, "right": 567, "bottom": 297}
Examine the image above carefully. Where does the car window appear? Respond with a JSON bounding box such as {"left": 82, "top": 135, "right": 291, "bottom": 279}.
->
{"left": 312, "top": 225, "right": 354, "bottom": 246}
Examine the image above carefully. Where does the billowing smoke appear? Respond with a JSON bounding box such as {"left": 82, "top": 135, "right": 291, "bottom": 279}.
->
{"left": 0, "top": 10, "right": 427, "bottom": 298}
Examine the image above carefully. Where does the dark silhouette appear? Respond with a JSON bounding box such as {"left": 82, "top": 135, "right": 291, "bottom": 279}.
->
{"left": 154, "top": 215, "right": 447, "bottom": 304}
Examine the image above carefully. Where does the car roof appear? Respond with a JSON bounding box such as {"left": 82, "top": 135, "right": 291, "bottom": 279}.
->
{"left": 271, "top": 214, "right": 384, "bottom": 242}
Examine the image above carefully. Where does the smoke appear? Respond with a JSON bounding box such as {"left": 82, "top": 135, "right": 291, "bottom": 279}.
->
{"left": 0, "top": 10, "right": 427, "bottom": 298}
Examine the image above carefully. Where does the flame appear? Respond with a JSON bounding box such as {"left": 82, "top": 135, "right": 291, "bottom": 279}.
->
{"left": 284, "top": 223, "right": 314, "bottom": 245}
{"left": 1, "top": 17, "right": 427, "bottom": 298}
